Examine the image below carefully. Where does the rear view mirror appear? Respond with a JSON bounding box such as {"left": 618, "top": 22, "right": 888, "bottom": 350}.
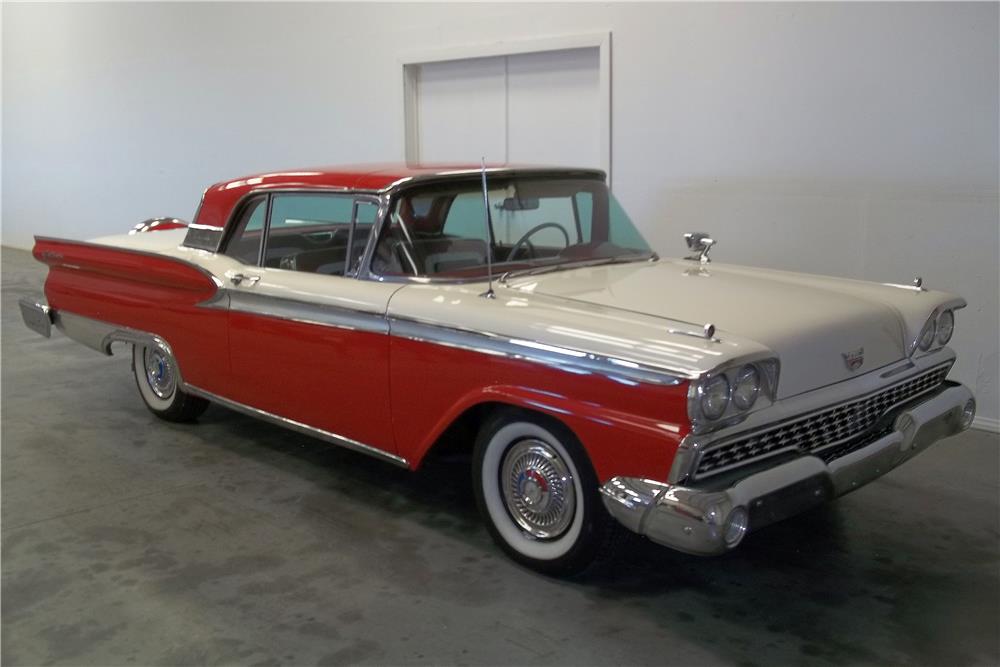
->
{"left": 497, "top": 197, "right": 540, "bottom": 211}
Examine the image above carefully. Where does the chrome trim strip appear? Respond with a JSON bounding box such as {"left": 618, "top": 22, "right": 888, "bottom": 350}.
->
{"left": 389, "top": 316, "right": 687, "bottom": 386}
{"left": 206, "top": 286, "right": 690, "bottom": 385}
{"left": 355, "top": 193, "right": 391, "bottom": 282}
{"left": 40, "top": 306, "right": 406, "bottom": 468}
{"left": 130, "top": 217, "right": 188, "bottom": 234}
{"left": 182, "top": 384, "right": 409, "bottom": 468}
{"left": 211, "top": 289, "right": 390, "bottom": 334}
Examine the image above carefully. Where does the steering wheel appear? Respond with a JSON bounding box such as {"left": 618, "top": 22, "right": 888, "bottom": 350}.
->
{"left": 507, "top": 223, "right": 571, "bottom": 261}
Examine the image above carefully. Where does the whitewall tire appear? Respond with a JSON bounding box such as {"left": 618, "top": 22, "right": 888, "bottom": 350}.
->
{"left": 131, "top": 341, "right": 208, "bottom": 422}
{"left": 473, "top": 408, "right": 619, "bottom": 576}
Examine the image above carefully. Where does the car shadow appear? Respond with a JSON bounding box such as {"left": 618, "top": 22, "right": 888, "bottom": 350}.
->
{"left": 188, "top": 402, "right": 990, "bottom": 666}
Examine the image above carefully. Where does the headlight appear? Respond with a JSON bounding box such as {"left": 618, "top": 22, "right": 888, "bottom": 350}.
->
{"left": 732, "top": 365, "right": 761, "bottom": 410}
{"left": 700, "top": 374, "right": 730, "bottom": 420}
{"left": 937, "top": 309, "right": 954, "bottom": 345}
{"left": 688, "top": 358, "right": 779, "bottom": 433}
{"left": 917, "top": 317, "right": 936, "bottom": 351}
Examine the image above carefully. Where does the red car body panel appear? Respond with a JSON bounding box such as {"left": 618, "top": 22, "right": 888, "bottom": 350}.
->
{"left": 389, "top": 337, "right": 689, "bottom": 480}
{"left": 32, "top": 236, "right": 690, "bottom": 481}
{"left": 226, "top": 311, "right": 396, "bottom": 455}
{"left": 31, "top": 164, "right": 692, "bottom": 483}
{"left": 34, "top": 238, "right": 232, "bottom": 394}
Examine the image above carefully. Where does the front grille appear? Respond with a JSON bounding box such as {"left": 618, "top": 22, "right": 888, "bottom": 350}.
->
{"left": 693, "top": 363, "right": 951, "bottom": 479}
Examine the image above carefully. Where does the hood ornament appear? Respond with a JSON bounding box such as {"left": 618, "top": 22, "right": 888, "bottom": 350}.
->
{"left": 684, "top": 232, "right": 716, "bottom": 264}
{"left": 842, "top": 347, "right": 864, "bottom": 372}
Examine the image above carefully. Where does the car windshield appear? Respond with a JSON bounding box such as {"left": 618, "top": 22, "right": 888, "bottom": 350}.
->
{"left": 371, "top": 176, "right": 652, "bottom": 279}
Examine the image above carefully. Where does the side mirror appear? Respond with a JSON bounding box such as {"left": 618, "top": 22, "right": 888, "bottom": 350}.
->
{"left": 684, "top": 232, "right": 716, "bottom": 264}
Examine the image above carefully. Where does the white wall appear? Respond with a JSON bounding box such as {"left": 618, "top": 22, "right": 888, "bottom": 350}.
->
{"left": 3, "top": 2, "right": 997, "bottom": 425}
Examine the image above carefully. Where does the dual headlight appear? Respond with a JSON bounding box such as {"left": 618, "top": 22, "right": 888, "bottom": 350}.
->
{"left": 916, "top": 309, "right": 955, "bottom": 353}
{"left": 690, "top": 359, "right": 779, "bottom": 430}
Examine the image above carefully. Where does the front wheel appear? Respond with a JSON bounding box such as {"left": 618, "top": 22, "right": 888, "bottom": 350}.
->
{"left": 131, "top": 341, "right": 208, "bottom": 422}
{"left": 473, "top": 408, "right": 620, "bottom": 576}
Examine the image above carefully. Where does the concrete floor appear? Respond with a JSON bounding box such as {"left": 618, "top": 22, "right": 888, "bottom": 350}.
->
{"left": 2, "top": 245, "right": 998, "bottom": 666}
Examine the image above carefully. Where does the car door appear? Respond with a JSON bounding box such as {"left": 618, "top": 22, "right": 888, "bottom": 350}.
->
{"left": 220, "top": 191, "right": 400, "bottom": 457}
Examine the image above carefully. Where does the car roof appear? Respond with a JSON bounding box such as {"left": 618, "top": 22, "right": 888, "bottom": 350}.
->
{"left": 192, "top": 163, "right": 605, "bottom": 231}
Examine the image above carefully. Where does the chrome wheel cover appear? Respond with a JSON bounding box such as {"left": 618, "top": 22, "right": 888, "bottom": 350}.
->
{"left": 144, "top": 346, "right": 176, "bottom": 399}
{"left": 500, "top": 439, "right": 576, "bottom": 540}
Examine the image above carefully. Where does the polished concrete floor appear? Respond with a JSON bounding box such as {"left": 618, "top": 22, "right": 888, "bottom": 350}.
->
{"left": 2, "top": 245, "right": 998, "bottom": 666}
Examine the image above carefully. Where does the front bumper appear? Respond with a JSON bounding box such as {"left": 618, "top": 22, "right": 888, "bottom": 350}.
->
{"left": 599, "top": 382, "right": 976, "bottom": 556}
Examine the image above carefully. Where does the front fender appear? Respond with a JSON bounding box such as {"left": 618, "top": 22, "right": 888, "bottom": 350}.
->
{"left": 403, "top": 382, "right": 688, "bottom": 483}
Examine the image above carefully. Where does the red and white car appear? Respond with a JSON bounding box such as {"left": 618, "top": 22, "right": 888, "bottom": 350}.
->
{"left": 20, "top": 164, "right": 976, "bottom": 575}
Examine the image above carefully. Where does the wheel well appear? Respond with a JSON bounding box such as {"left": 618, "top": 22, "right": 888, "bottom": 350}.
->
{"left": 418, "top": 401, "right": 577, "bottom": 466}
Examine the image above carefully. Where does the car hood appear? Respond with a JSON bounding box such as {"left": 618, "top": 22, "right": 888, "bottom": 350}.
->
{"left": 504, "top": 259, "right": 963, "bottom": 398}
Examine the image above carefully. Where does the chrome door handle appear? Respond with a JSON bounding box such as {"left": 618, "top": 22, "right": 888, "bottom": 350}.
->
{"left": 230, "top": 273, "right": 261, "bottom": 286}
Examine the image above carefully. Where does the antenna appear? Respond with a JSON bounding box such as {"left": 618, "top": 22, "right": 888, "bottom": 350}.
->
{"left": 480, "top": 157, "right": 496, "bottom": 299}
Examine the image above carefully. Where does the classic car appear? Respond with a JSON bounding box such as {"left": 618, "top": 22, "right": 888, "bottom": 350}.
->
{"left": 20, "top": 163, "right": 977, "bottom": 575}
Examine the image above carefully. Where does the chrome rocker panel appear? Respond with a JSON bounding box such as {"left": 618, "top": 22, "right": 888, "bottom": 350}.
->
{"left": 600, "top": 382, "right": 976, "bottom": 556}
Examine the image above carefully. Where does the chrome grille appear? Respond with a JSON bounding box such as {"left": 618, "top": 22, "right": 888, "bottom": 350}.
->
{"left": 693, "top": 364, "right": 951, "bottom": 479}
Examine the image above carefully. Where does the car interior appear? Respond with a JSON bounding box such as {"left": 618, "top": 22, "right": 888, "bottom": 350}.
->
{"left": 224, "top": 194, "right": 375, "bottom": 277}
{"left": 224, "top": 181, "right": 647, "bottom": 280}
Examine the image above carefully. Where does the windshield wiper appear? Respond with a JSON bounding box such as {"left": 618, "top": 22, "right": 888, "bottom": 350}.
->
{"left": 500, "top": 253, "right": 657, "bottom": 283}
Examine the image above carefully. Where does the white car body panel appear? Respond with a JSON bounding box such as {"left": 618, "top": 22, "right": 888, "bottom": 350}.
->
{"left": 505, "top": 260, "right": 963, "bottom": 398}
{"left": 88, "top": 229, "right": 963, "bottom": 398}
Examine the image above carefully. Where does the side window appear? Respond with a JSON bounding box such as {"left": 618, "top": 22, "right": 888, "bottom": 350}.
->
{"left": 266, "top": 194, "right": 377, "bottom": 277}
{"left": 224, "top": 197, "right": 268, "bottom": 265}
{"left": 245, "top": 203, "right": 266, "bottom": 231}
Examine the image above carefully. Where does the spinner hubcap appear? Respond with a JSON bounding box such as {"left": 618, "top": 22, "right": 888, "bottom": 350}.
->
{"left": 500, "top": 439, "right": 576, "bottom": 539}
{"left": 144, "top": 346, "right": 176, "bottom": 399}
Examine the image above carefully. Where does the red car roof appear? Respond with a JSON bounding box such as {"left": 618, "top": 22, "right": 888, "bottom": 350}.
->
{"left": 192, "top": 163, "right": 605, "bottom": 231}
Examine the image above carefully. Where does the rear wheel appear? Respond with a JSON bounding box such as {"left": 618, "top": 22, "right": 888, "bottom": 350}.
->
{"left": 473, "top": 408, "right": 620, "bottom": 576}
{"left": 131, "top": 341, "right": 208, "bottom": 422}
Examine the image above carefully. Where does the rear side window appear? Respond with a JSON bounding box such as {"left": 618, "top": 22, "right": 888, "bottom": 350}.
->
{"left": 269, "top": 195, "right": 354, "bottom": 232}
{"left": 224, "top": 197, "right": 268, "bottom": 265}
{"left": 222, "top": 193, "right": 380, "bottom": 277}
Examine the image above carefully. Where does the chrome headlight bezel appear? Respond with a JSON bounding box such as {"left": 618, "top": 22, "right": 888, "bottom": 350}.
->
{"left": 910, "top": 302, "right": 963, "bottom": 357}
{"left": 688, "top": 358, "right": 779, "bottom": 434}
{"left": 917, "top": 317, "right": 937, "bottom": 351}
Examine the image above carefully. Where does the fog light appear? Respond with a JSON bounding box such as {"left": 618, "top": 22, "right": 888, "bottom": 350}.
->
{"left": 724, "top": 506, "right": 749, "bottom": 548}
{"left": 959, "top": 398, "right": 976, "bottom": 430}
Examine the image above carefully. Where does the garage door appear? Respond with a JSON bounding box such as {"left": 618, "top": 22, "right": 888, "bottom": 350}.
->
{"left": 406, "top": 47, "right": 604, "bottom": 173}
